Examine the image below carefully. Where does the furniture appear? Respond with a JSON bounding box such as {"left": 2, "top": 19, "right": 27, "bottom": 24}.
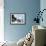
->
{"left": 3, "top": 25, "right": 46, "bottom": 46}
{"left": 31, "top": 25, "right": 46, "bottom": 46}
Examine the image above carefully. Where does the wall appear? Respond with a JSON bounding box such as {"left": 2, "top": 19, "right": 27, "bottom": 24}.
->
{"left": 40, "top": 0, "right": 46, "bottom": 27}
{"left": 4, "top": 0, "right": 40, "bottom": 42}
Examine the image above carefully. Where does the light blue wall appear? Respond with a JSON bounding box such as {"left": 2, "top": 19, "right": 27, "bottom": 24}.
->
{"left": 4, "top": 0, "right": 40, "bottom": 42}
{"left": 40, "top": 0, "right": 46, "bottom": 27}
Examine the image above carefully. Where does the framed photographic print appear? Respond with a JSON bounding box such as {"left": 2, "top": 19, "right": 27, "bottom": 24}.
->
{"left": 10, "top": 13, "right": 26, "bottom": 24}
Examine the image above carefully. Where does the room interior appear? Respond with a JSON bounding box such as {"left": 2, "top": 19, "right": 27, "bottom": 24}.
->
{"left": 0, "top": 0, "right": 46, "bottom": 46}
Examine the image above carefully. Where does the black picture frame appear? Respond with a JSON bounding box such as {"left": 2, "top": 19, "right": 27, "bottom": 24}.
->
{"left": 10, "top": 13, "right": 26, "bottom": 25}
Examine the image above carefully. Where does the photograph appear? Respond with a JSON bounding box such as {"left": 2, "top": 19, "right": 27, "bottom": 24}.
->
{"left": 10, "top": 13, "right": 26, "bottom": 24}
